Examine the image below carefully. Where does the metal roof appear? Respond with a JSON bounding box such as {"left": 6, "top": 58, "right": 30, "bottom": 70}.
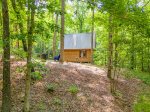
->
{"left": 64, "top": 33, "right": 96, "bottom": 49}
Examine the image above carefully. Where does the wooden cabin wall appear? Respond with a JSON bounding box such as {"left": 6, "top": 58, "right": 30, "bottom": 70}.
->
{"left": 63, "top": 49, "right": 91, "bottom": 62}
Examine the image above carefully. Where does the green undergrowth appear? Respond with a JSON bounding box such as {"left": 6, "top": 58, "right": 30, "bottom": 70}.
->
{"left": 123, "top": 69, "right": 150, "bottom": 112}
{"left": 124, "top": 70, "right": 150, "bottom": 85}
{"left": 46, "top": 83, "right": 58, "bottom": 93}
{"left": 31, "top": 71, "right": 42, "bottom": 80}
{"left": 133, "top": 91, "right": 150, "bottom": 112}
{"left": 31, "top": 61, "right": 48, "bottom": 80}
{"left": 68, "top": 84, "right": 79, "bottom": 95}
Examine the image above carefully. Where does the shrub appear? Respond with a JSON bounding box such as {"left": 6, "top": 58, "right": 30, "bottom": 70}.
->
{"left": 46, "top": 83, "right": 58, "bottom": 93}
{"left": 31, "top": 71, "right": 42, "bottom": 80}
{"left": 38, "top": 102, "right": 46, "bottom": 110}
{"left": 32, "top": 61, "right": 48, "bottom": 76}
{"left": 68, "top": 84, "right": 79, "bottom": 94}
{"left": 52, "top": 97, "right": 62, "bottom": 105}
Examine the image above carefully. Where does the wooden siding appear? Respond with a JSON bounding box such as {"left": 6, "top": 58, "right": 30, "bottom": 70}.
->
{"left": 63, "top": 49, "right": 91, "bottom": 62}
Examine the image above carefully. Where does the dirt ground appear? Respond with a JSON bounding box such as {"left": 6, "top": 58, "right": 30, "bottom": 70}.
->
{"left": 0, "top": 60, "right": 139, "bottom": 112}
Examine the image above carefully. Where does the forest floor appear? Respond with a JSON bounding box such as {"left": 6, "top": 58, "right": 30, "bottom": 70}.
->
{"left": 0, "top": 60, "right": 142, "bottom": 112}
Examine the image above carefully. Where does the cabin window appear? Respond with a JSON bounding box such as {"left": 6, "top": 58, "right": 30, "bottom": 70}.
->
{"left": 79, "top": 50, "right": 87, "bottom": 58}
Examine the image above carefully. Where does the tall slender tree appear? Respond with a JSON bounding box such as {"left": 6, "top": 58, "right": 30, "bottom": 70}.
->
{"left": 24, "top": 0, "right": 35, "bottom": 111}
{"left": 60, "top": 0, "right": 65, "bottom": 63}
{"left": 91, "top": 0, "right": 95, "bottom": 64}
{"left": 130, "top": 33, "right": 136, "bottom": 69}
{"left": 148, "top": 36, "right": 150, "bottom": 72}
{"left": 107, "top": 14, "right": 113, "bottom": 79}
{"left": 53, "top": 13, "right": 59, "bottom": 58}
{"left": 1, "top": 0, "right": 11, "bottom": 111}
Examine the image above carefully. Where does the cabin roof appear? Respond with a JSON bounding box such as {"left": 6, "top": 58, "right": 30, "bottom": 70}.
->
{"left": 64, "top": 33, "right": 96, "bottom": 49}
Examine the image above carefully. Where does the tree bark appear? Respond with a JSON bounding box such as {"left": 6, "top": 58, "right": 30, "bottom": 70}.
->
{"left": 141, "top": 48, "right": 144, "bottom": 71}
{"left": 130, "top": 33, "right": 135, "bottom": 69}
{"left": 10, "top": 0, "right": 28, "bottom": 52}
{"left": 114, "top": 43, "right": 118, "bottom": 70}
{"left": 23, "top": 0, "right": 35, "bottom": 111}
{"left": 53, "top": 14, "right": 58, "bottom": 58}
{"left": 60, "top": 0, "right": 65, "bottom": 63}
{"left": 111, "top": 43, "right": 118, "bottom": 93}
{"left": 0, "top": 7, "right": 2, "bottom": 27}
{"left": 1, "top": 0, "right": 11, "bottom": 111}
{"left": 107, "top": 14, "right": 113, "bottom": 79}
{"left": 104, "top": 50, "right": 107, "bottom": 66}
{"left": 148, "top": 36, "right": 150, "bottom": 73}
{"left": 91, "top": 4, "right": 94, "bottom": 64}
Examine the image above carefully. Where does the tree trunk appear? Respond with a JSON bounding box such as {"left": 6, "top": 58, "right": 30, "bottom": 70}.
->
{"left": 107, "top": 14, "right": 113, "bottom": 79}
{"left": 111, "top": 43, "right": 118, "bottom": 93}
{"left": 0, "top": 9, "right": 2, "bottom": 26}
{"left": 148, "top": 36, "right": 150, "bottom": 73}
{"left": 114, "top": 43, "right": 118, "bottom": 69}
{"left": 79, "top": 21, "right": 83, "bottom": 33}
{"left": 91, "top": 4, "right": 94, "bottom": 64}
{"left": 141, "top": 48, "right": 144, "bottom": 71}
{"left": 10, "top": 0, "right": 28, "bottom": 52}
{"left": 1, "top": 0, "right": 11, "bottom": 111}
{"left": 53, "top": 14, "right": 58, "bottom": 58}
{"left": 23, "top": 0, "right": 35, "bottom": 111}
{"left": 60, "top": 0, "right": 65, "bottom": 63}
{"left": 130, "top": 34, "right": 135, "bottom": 69}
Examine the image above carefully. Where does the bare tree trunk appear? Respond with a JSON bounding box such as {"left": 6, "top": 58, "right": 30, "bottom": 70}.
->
{"left": 141, "top": 48, "right": 144, "bottom": 71}
{"left": 91, "top": 4, "right": 94, "bottom": 64}
{"left": 148, "top": 36, "right": 150, "bottom": 73}
{"left": 111, "top": 43, "right": 118, "bottom": 93}
{"left": 10, "top": 0, "right": 28, "bottom": 52}
{"left": 60, "top": 0, "right": 65, "bottom": 63}
{"left": 104, "top": 50, "right": 107, "bottom": 66}
{"left": 0, "top": 8, "right": 2, "bottom": 26}
{"left": 79, "top": 21, "right": 83, "bottom": 33}
{"left": 23, "top": 0, "right": 35, "bottom": 111}
{"left": 130, "top": 34, "right": 135, "bottom": 70}
{"left": 1, "top": 0, "right": 11, "bottom": 111}
{"left": 114, "top": 43, "right": 118, "bottom": 69}
{"left": 107, "top": 14, "right": 113, "bottom": 79}
{"left": 53, "top": 14, "right": 59, "bottom": 58}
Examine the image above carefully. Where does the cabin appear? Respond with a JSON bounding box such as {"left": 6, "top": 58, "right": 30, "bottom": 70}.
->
{"left": 63, "top": 33, "right": 96, "bottom": 62}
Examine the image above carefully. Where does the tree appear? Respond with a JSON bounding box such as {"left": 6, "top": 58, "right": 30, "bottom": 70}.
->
{"left": 60, "top": 0, "right": 65, "bottom": 63}
{"left": 24, "top": 0, "right": 35, "bottom": 111}
{"left": 130, "top": 32, "right": 136, "bottom": 69}
{"left": 10, "top": 0, "right": 28, "bottom": 52}
{"left": 1, "top": 0, "right": 11, "bottom": 111}
{"left": 91, "top": 0, "right": 95, "bottom": 64}
{"left": 107, "top": 14, "right": 113, "bottom": 79}
{"left": 53, "top": 13, "right": 59, "bottom": 58}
